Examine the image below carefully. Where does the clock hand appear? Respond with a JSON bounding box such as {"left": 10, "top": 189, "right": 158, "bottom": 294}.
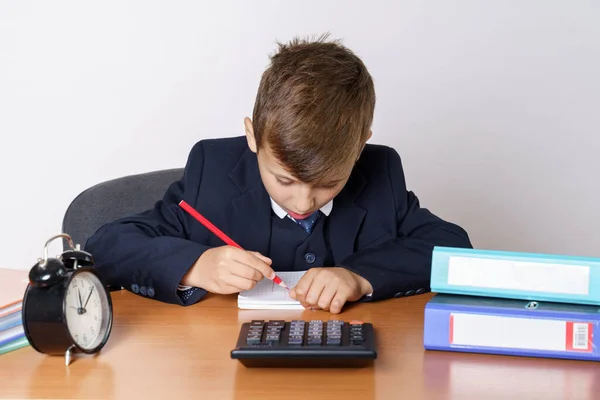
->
{"left": 83, "top": 286, "right": 94, "bottom": 309}
{"left": 77, "top": 289, "right": 83, "bottom": 313}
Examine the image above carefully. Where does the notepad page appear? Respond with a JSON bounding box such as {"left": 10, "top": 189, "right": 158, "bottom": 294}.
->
{"left": 238, "top": 271, "right": 306, "bottom": 309}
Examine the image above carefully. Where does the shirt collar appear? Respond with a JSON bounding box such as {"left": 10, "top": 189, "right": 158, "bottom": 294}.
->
{"left": 270, "top": 197, "right": 333, "bottom": 219}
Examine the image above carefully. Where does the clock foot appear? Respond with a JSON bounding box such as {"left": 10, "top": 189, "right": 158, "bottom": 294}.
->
{"left": 65, "top": 345, "right": 76, "bottom": 366}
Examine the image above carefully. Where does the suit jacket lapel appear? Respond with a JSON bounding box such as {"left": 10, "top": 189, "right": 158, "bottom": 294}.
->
{"left": 225, "top": 149, "right": 272, "bottom": 256}
{"left": 327, "top": 169, "right": 367, "bottom": 263}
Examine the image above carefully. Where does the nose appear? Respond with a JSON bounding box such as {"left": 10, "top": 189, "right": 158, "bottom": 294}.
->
{"left": 293, "top": 186, "right": 314, "bottom": 213}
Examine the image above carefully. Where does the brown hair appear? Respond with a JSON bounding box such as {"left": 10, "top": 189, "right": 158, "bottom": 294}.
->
{"left": 252, "top": 34, "right": 376, "bottom": 183}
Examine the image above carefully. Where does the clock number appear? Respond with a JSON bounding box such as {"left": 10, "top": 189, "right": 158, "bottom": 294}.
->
{"left": 90, "top": 326, "right": 96, "bottom": 336}
{"left": 93, "top": 299, "right": 100, "bottom": 308}
{"left": 83, "top": 334, "right": 88, "bottom": 345}
{"left": 72, "top": 279, "right": 78, "bottom": 288}
{"left": 94, "top": 314, "right": 99, "bottom": 322}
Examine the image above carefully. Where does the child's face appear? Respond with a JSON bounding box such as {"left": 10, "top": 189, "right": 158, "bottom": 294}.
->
{"left": 255, "top": 141, "right": 352, "bottom": 219}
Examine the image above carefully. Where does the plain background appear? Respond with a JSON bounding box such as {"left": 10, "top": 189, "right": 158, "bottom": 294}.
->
{"left": 1, "top": 0, "right": 599, "bottom": 271}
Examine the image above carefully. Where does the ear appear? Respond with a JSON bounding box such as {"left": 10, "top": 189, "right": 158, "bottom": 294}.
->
{"left": 366, "top": 130, "right": 372, "bottom": 141}
{"left": 244, "top": 117, "right": 257, "bottom": 153}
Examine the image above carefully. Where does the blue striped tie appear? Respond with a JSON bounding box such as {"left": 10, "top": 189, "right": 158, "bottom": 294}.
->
{"left": 292, "top": 211, "right": 320, "bottom": 234}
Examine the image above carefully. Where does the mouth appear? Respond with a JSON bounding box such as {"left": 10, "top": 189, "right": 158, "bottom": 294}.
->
{"left": 287, "top": 210, "right": 313, "bottom": 220}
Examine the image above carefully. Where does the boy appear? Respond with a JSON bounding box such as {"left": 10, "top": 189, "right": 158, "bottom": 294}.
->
{"left": 85, "top": 35, "right": 472, "bottom": 314}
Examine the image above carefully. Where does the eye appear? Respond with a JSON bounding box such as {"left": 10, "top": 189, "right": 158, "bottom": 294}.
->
{"left": 276, "top": 178, "right": 293, "bottom": 186}
{"left": 318, "top": 182, "right": 339, "bottom": 189}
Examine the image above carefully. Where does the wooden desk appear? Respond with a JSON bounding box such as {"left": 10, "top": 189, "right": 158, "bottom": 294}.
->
{"left": 1, "top": 291, "right": 599, "bottom": 399}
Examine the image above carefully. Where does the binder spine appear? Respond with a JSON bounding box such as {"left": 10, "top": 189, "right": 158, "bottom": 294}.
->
{"left": 430, "top": 246, "right": 600, "bottom": 305}
{"left": 424, "top": 304, "right": 600, "bottom": 361}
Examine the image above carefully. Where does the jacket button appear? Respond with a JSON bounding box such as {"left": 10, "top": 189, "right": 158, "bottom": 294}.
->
{"left": 131, "top": 284, "right": 139, "bottom": 294}
{"left": 139, "top": 286, "right": 147, "bottom": 296}
{"left": 147, "top": 287, "right": 155, "bottom": 298}
{"left": 394, "top": 292, "right": 404, "bottom": 298}
{"left": 406, "top": 290, "right": 415, "bottom": 296}
{"left": 304, "top": 253, "right": 316, "bottom": 264}
{"left": 416, "top": 288, "right": 426, "bottom": 294}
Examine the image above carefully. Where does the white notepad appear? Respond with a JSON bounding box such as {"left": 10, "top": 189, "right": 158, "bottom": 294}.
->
{"left": 237, "top": 271, "right": 306, "bottom": 310}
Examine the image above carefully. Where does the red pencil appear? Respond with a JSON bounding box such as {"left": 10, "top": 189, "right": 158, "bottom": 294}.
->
{"left": 178, "top": 200, "right": 289, "bottom": 290}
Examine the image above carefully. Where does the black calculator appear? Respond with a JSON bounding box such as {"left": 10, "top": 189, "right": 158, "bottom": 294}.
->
{"left": 230, "top": 319, "right": 377, "bottom": 367}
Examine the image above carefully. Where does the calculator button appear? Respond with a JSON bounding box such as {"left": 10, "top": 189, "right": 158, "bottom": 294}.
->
{"left": 326, "top": 336, "right": 341, "bottom": 345}
{"left": 265, "top": 334, "right": 280, "bottom": 344}
{"left": 288, "top": 335, "right": 303, "bottom": 345}
{"left": 246, "top": 335, "right": 261, "bottom": 345}
{"left": 307, "top": 335, "right": 322, "bottom": 345}
{"left": 250, "top": 320, "right": 264, "bottom": 326}
{"left": 350, "top": 329, "right": 365, "bottom": 344}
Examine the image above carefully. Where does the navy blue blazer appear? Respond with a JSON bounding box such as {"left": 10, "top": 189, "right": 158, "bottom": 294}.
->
{"left": 85, "top": 136, "right": 472, "bottom": 305}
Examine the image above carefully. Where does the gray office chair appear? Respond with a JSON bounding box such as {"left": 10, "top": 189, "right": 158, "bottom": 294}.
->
{"left": 62, "top": 168, "right": 184, "bottom": 250}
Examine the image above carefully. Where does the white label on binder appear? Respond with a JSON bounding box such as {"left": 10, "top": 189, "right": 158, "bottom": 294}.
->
{"left": 451, "top": 313, "right": 564, "bottom": 351}
{"left": 450, "top": 313, "right": 592, "bottom": 352}
{"left": 447, "top": 256, "right": 590, "bottom": 295}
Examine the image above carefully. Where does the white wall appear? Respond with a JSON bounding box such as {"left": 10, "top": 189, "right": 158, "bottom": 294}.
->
{"left": 1, "top": 0, "right": 599, "bottom": 271}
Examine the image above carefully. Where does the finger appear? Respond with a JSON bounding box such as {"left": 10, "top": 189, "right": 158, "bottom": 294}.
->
{"left": 329, "top": 291, "right": 348, "bottom": 314}
{"left": 229, "top": 260, "right": 263, "bottom": 281}
{"left": 235, "top": 251, "right": 276, "bottom": 279}
{"left": 304, "top": 277, "right": 326, "bottom": 307}
{"left": 216, "top": 284, "right": 247, "bottom": 295}
{"left": 222, "top": 274, "right": 259, "bottom": 292}
{"left": 249, "top": 251, "right": 272, "bottom": 265}
{"left": 317, "top": 284, "right": 337, "bottom": 311}
{"left": 291, "top": 270, "right": 316, "bottom": 302}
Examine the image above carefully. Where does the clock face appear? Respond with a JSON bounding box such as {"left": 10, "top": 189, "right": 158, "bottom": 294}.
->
{"left": 64, "top": 270, "right": 112, "bottom": 351}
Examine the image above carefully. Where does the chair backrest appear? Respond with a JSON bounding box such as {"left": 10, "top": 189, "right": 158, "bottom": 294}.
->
{"left": 62, "top": 168, "right": 184, "bottom": 250}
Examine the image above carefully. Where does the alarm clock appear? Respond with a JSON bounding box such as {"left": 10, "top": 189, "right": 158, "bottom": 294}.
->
{"left": 22, "top": 233, "right": 113, "bottom": 366}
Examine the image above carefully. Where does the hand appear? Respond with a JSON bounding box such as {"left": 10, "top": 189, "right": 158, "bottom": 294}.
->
{"left": 289, "top": 267, "right": 373, "bottom": 314}
{"left": 181, "top": 246, "right": 275, "bottom": 294}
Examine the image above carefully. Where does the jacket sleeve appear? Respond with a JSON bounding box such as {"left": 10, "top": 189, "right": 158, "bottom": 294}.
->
{"left": 84, "top": 142, "right": 210, "bottom": 305}
{"left": 339, "top": 147, "right": 473, "bottom": 301}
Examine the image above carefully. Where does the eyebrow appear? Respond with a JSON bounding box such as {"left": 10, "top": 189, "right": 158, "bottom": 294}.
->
{"left": 275, "top": 173, "right": 342, "bottom": 186}
{"left": 317, "top": 179, "right": 343, "bottom": 186}
{"left": 268, "top": 166, "right": 343, "bottom": 186}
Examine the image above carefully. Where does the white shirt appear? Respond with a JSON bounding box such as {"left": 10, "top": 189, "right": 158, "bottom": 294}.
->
{"left": 269, "top": 198, "right": 333, "bottom": 220}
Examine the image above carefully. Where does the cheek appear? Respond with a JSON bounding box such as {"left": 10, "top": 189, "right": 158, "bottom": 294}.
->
{"left": 317, "top": 188, "right": 342, "bottom": 204}
{"left": 264, "top": 179, "right": 292, "bottom": 201}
